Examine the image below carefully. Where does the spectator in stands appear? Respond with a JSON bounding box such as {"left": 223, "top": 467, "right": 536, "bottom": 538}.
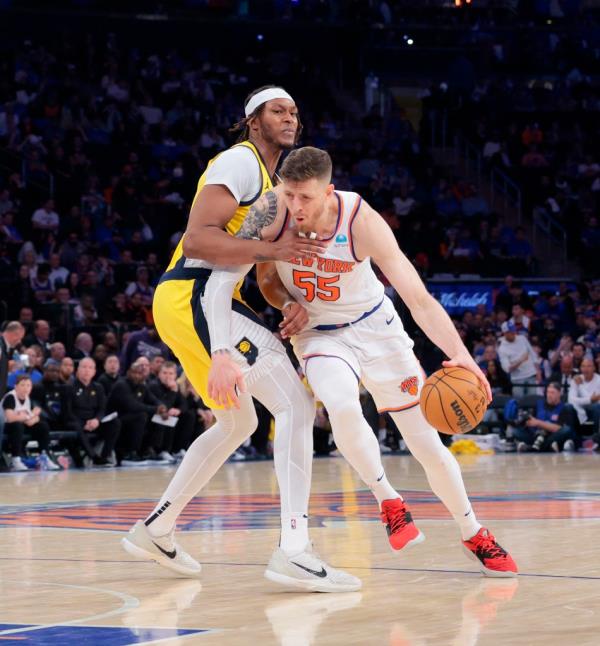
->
{"left": 24, "top": 319, "right": 51, "bottom": 356}
{"left": 2, "top": 374, "right": 59, "bottom": 470}
{"left": 125, "top": 266, "right": 155, "bottom": 308}
{"left": 58, "top": 356, "right": 75, "bottom": 385}
{"left": 568, "top": 358, "right": 600, "bottom": 430}
{"left": 48, "top": 253, "right": 69, "bottom": 289}
{"left": 107, "top": 362, "right": 167, "bottom": 465}
{"left": 119, "top": 325, "right": 169, "bottom": 373}
{"left": 0, "top": 321, "right": 26, "bottom": 471}
{"left": 45, "top": 342, "right": 66, "bottom": 367}
{"left": 32, "top": 363, "right": 71, "bottom": 435}
{"left": 497, "top": 322, "right": 538, "bottom": 396}
{"left": 147, "top": 361, "right": 195, "bottom": 462}
{"left": 176, "top": 374, "right": 214, "bottom": 443}
{"left": 148, "top": 355, "right": 165, "bottom": 384}
{"left": 571, "top": 342, "right": 589, "bottom": 371}
{"left": 550, "top": 354, "right": 576, "bottom": 394}
{"left": 508, "top": 304, "right": 530, "bottom": 335}
{"left": 7, "top": 346, "right": 43, "bottom": 388}
{"left": 97, "top": 354, "right": 121, "bottom": 396}
{"left": 66, "top": 357, "right": 120, "bottom": 467}
{"left": 484, "top": 359, "right": 512, "bottom": 395}
{"left": 31, "top": 198, "right": 60, "bottom": 236}
{"left": 71, "top": 332, "right": 93, "bottom": 361}
{"left": 514, "top": 382, "right": 577, "bottom": 453}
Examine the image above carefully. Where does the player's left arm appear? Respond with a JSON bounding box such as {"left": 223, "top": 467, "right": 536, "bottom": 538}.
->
{"left": 256, "top": 262, "right": 308, "bottom": 339}
{"left": 352, "top": 201, "right": 492, "bottom": 402}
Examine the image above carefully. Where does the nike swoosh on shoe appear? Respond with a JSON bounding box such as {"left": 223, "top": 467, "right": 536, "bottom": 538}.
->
{"left": 153, "top": 541, "right": 177, "bottom": 559}
{"left": 291, "top": 561, "right": 327, "bottom": 578}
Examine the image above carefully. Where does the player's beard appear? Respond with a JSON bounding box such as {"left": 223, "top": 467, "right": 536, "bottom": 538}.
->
{"left": 260, "top": 121, "right": 296, "bottom": 150}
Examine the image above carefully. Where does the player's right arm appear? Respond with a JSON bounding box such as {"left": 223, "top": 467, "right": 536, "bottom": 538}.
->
{"left": 181, "top": 186, "right": 325, "bottom": 265}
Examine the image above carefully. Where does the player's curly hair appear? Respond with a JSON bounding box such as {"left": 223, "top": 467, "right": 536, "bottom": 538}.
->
{"left": 229, "top": 84, "right": 303, "bottom": 144}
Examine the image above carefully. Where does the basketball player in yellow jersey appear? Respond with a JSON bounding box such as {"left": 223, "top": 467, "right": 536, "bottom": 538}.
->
{"left": 122, "top": 88, "right": 361, "bottom": 593}
{"left": 244, "top": 147, "right": 516, "bottom": 577}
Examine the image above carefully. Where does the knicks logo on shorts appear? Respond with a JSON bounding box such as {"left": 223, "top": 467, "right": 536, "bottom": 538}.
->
{"left": 400, "top": 376, "right": 419, "bottom": 397}
{"left": 235, "top": 337, "right": 258, "bottom": 366}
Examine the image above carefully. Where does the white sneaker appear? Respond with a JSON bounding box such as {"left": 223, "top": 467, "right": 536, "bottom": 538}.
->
{"left": 11, "top": 456, "right": 29, "bottom": 472}
{"left": 44, "top": 453, "right": 61, "bottom": 470}
{"left": 563, "top": 439, "right": 576, "bottom": 452}
{"left": 265, "top": 546, "right": 362, "bottom": 593}
{"left": 551, "top": 441, "right": 560, "bottom": 453}
{"left": 173, "top": 449, "right": 186, "bottom": 461}
{"left": 379, "top": 443, "right": 392, "bottom": 454}
{"left": 121, "top": 520, "right": 202, "bottom": 577}
{"left": 158, "top": 451, "right": 176, "bottom": 463}
{"left": 229, "top": 450, "right": 245, "bottom": 461}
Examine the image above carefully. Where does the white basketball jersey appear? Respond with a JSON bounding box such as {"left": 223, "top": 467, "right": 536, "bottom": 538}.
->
{"left": 275, "top": 191, "right": 387, "bottom": 328}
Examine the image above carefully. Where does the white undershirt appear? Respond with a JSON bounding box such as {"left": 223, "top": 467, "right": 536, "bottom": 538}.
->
{"left": 203, "top": 146, "right": 262, "bottom": 204}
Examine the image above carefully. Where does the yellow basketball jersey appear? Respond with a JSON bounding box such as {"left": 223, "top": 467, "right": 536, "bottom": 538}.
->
{"left": 165, "top": 140, "right": 274, "bottom": 274}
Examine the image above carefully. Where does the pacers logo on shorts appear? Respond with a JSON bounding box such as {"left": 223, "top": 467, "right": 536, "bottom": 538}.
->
{"left": 400, "top": 376, "right": 419, "bottom": 397}
{"left": 235, "top": 336, "right": 258, "bottom": 366}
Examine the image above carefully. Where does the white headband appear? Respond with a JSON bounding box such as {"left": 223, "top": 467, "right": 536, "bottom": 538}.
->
{"left": 244, "top": 88, "right": 294, "bottom": 117}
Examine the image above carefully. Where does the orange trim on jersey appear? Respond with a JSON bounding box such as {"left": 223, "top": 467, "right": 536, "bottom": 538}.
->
{"left": 348, "top": 194, "right": 363, "bottom": 261}
{"left": 378, "top": 400, "right": 419, "bottom": 413}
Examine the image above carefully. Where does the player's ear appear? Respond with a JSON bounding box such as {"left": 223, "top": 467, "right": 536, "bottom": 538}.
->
{"left": 326, "top": 183, "right": 335, "bottom": 196}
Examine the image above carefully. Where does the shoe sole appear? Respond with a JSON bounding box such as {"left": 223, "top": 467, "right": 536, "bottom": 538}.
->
{"left": 389, "top": 530, "right": 426, "bottom": 552}
{"left": 264, "top": 569, "right": 362, "bottom": 593}
{"left": 462, "top": 546, "right": 518, "bottom": 578}
{"left": 121, "top": 537, "right": 202, "bottom": 578}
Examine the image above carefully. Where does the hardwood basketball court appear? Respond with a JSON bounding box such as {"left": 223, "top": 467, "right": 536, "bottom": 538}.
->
{"left": 1, "top": 453, "right": 599, "bottom": 645}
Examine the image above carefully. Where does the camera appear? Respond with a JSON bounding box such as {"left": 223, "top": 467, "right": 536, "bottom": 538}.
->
{"left": 18, "top": 353, "right": 30, "bottom": 368}
{"left": 514, "top": 410, "right": 532, "bottom": 427}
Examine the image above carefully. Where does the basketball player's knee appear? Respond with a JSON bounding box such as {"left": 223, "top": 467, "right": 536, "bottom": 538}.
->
{"left": 328, "top": 401, "right": 364, "bottom": 431}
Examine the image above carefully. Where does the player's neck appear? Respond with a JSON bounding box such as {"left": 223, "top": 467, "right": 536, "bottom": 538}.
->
{"left": 248, "top": 137, "right": 282, "bottom": 177}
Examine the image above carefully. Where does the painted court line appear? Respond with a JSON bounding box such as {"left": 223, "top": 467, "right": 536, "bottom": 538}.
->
{"left": 1, "top": 557, "right": 598, "bottom": 582}
{"left": 0, "top": 580, "right": 139, "bottom": 637}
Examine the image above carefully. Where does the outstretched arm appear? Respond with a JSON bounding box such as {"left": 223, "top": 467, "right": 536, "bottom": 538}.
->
{"left": 352, "top": 201, "right": 492, "bottom": 401}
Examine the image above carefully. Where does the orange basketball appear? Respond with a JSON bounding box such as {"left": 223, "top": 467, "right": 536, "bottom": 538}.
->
{"left": 419, "top": 367, "right": 487, "bottom": 435}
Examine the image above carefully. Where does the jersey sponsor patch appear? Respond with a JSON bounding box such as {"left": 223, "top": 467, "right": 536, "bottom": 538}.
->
{"left": 235, "top": 337, "right": 258, "bottom": 365}
{"left": 400, "top": 376, "right": 419, "bottom": 397}
{"left": 335, "top": 233, "right": 348, "bottom": 244}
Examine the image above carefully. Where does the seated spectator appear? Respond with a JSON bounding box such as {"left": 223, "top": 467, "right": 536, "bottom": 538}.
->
{"left": 1, "top": 374, "right": 59, "bottom": 470}
{"left": 549, "top": 354, "right": 575, "bottom": 394}
{"left": 97, "top": 354, "right": 121, "bottom": 396}
{"left": 125, "top": 266, "right": 155, "bottom": 308}
{"left": 513, "top": 382, "right": 577, "bottom": 453}
{"left": 48, "top": 252, "right": 69, "bottom": 289}
{"left": 59, "top": 356, "right": 75, "bottom": 385}
{"left": 66, "top": 357, "right": 120, "bottom": 467}
{"left": 120, "top": 325, "right": 170, "bottom": 372}
{"left": 31, "top": 263, "right": 54, "bottom": 304}
{"left": 107, "top": 362, "right": 167, "bottom": 464}
{"left": 31, "top": 198, "right": 60, "bottom": 235}
{"left": 507, "top": 304, "right": 530, "bottom": 336}
{"left": 24, "top": 319, "right": 51, "bottom": 356}
{"left": 176, "top": 374, "right": 214, "bottom": 443}
{"left": 484, "top": 359, "right": 512, "bottom": 395}
{"left": 31, "top": 363, "right": 71, "bottom": 433}
{"left": 74, "top": 294, "right": 99, "bottom": 327}
{"left": 148, "top": 354, "right": 165, "bottom": 384}
{"left": 44, "top": 342, "right": 66, "bottom": 367}
{"left": 568, "top": 358, "right": 600, "bottom": 431}
{"left": 571, "top": 342, "right": 589, "bottom": 371}
{"left": 147, "top": 361, "right": 195, "bottom": 462}
{"left": 7, "top": 347, "right": 43, "bottom": 388}
{"left": 71, "top": 332, "right": 94, "bottom": 361}
{"left": 497, "top": 323, "right": 538, "bottom": 396}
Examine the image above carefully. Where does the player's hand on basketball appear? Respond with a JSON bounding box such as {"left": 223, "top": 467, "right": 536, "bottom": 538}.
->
{"left": 442, "top": 352, "right": 492, "bottom": 403}
{"left": 208, "top": 351, "right": 247, "bottom": 409}
{"left": 271, "top": 226, "right": 326, "bottom": 261}
{"left": 279, "top": 301, "right": 309, "bottom": 338}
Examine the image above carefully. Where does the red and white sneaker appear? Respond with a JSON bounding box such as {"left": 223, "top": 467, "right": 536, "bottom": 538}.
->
{"left": 380, "top": 498, "right": 425, "bottom": 550}
{"left": 462, "top": 528, "right": 518, "bottom": 578}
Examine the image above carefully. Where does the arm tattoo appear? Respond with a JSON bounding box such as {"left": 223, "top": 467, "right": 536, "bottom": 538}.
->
{"left": 236, "top": 190, "right": 278, "bottom": 240}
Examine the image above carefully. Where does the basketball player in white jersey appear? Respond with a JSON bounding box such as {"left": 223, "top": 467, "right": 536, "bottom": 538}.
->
{"left": 211, "top": 147, "right": 518, "bottom": 577}
{"left": 122, "top": 89, "right": 360, "bottom": 593}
